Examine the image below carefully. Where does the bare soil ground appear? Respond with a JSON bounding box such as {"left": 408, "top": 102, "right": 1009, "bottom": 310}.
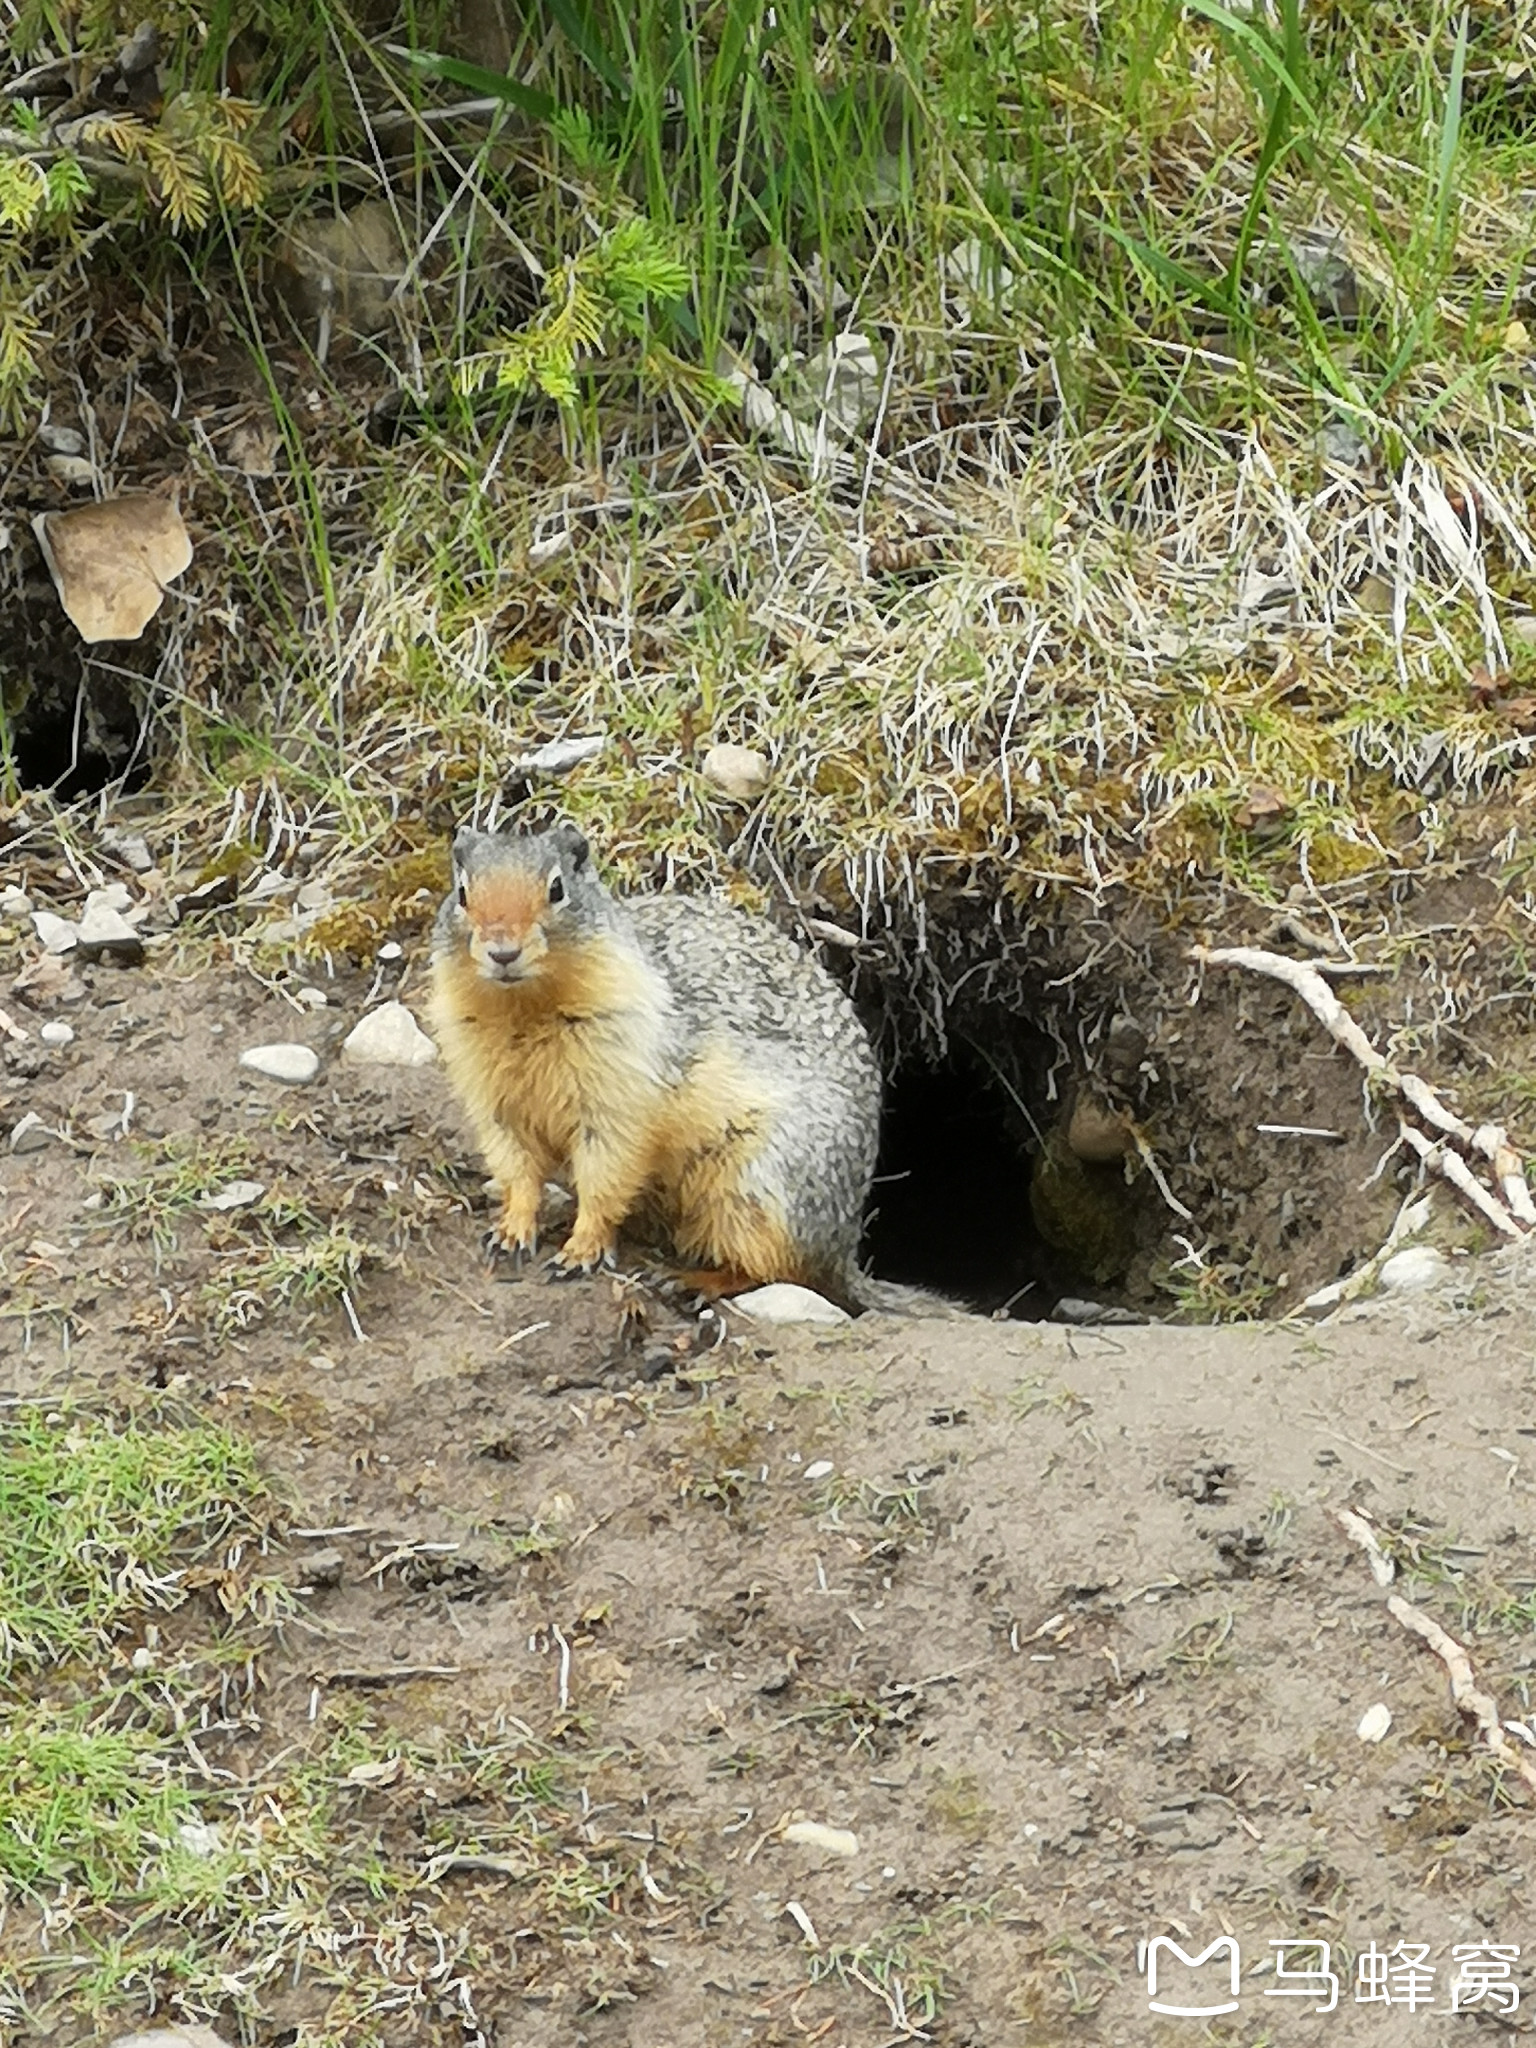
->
{"left": 5, "top": 944, "right": 1536, "bottom": 2046}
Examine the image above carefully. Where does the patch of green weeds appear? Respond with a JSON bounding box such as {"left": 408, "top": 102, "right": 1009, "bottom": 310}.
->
{"left": 88, "top": 1135, "right": 380, "bottom": 1342}
{"left": 0, "top": 1710, "right": 203, "bottom": 1902}
{"left": 0, "top": 1407, "right": 272, "bottom": 1671}
{"left": 1165, "top": 1608, "right": 1236, "bottom": 1673}
{"left": 90, "top": 1135, "right": 258, "bottom": 1262}
{"left": 204, "top": 1220, "right": 373, "bottom": 1338}
{"left": 0, "top": 1407, "right": 697, "bottom": 2038}
{"left": 810, "top": 1918, "right": 950, "bottom": 2032}
{"left": 780, "top": 1681, "right": 925, "bottom": 1755}
{"left": 1153, "top": 1250, "right": 1280, "bottom": 1322}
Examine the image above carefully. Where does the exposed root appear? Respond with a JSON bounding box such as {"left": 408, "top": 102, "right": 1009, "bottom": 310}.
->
{"left": 1336, "top": 1508, "right": 1536, "bottom": 1797}
{"left": 1192, "top": 945, "right": 1533, "bottom": 1240}
{"left": 1385, "top": 1595, "right": 1536, "bottom": 1797}
{"left": 1302, "top": 1190, "right": 1433, "bottom": 1312}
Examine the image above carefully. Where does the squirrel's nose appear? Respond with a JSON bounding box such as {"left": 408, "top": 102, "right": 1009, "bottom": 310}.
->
{"left": 485, "top": 941, "right": 523, "bottom": 968}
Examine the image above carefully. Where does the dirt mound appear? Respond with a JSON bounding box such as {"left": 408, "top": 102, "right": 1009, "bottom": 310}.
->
{"left": 2, "top": 950, "right": 1533, "bottom": 2043}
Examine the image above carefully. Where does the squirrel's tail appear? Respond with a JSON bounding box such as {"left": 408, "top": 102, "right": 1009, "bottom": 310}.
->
{"left": 844, "top": 1270, "right": 969, "bottom": 1319}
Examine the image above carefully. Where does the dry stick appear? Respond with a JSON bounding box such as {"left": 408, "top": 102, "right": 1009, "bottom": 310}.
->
{"left": 1397, "top": 1123, "right": 1521, "bottom": 1241}
{"left": 1387, "top": 1596, "right": 1536, "bottom": 1797}
{"left": 1191, "top": 946, "right": 1532, "bottom": 1238}
{"left": 1336, "top": 1512, "right": 1536, "bottom": 1797}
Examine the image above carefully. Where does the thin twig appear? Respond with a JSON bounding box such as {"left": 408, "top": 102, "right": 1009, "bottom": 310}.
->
{"left": 1192, "top": 945, "right": 1531, "bottom": 1238}
{"left": 1337, "top": 1510, "right": 1536, "bottom": 1795}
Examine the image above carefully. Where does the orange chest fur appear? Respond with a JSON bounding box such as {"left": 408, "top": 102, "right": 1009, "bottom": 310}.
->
{"left": 431, "top": 941, "right": 666, "bottom": 1158}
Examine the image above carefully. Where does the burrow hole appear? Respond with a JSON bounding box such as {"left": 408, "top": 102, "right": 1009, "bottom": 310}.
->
{"left": 864, "top": 1018, "right": 1135, "bottom": 1319}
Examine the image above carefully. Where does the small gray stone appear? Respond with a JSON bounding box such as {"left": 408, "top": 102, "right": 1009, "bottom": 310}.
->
{"left": 39, "top": 1022, "right": 75, "bottom": 1047}
{"left": 1379, "top": 1246, "right": 1450, "bottom": 1294}
{"left": 199, "top": 1179, "right": 266, "bottom": 1211}
{"left": 102, "top": 829, "right": 154, "bottom": 873}
{"left": 341, "top": 1001, "right": 437, "bottom": 1067}
{"left": 1316, "top": 419, "right": 1370, "bottom": 470}
{"left": 302, "top": 1547, "right": 346, "bottom": 1587}
{"left": 175, "top": 874, "right": 238, "bottom": 918}
{"left": 1051, "top": 1297, "right": 1146, "bottom": 1326}
{"left": 105, "top": 2029, "right": 234, "bottom": 2048}
{"left": 247, "top": 870, "right": 296, "bottom": 904}
{"left": 32, "top": 909, "right": 78, "bottom": 954}
{"left": 76, "top": 892, "right": 145, "bottom": 965}
{"left": 1, "top": 885, "right": 32, "bottom": 917}
{"left": 38, "top": 422, "right": 86, "bottom": 456}
{"left": 239, "top": 1042, "right": 319, "bottom": 1084}
{"left": 9, "top": 1111, "right": 52, "bottom": 1154}
{"left": 1287, "top": 227, "right": 1358, "bottom": 323}
{"left": 729, "top": 1283, "right": 850, "bottom": 1326}
{"left": 511, "top": 733, "right": 605, "bottom": 775}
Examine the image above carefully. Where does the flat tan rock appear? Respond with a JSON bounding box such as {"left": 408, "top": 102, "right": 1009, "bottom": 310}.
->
{"left": 33, "top": 495, "right": 192, "bottom": 643}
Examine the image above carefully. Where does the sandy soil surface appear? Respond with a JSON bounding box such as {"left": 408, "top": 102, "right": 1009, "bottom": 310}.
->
{"left": 4, "top": 947, "right": 1536, "bottom": 2046}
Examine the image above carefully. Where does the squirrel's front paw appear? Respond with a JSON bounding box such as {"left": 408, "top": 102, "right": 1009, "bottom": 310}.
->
{"left": 493, "top": 1204, "right": 548, "bottom": 1269}
{"left": 547, "top": 1234, "right": 616, "bottom": 1279}
{"left": 485, "top": 1226, "right": 537, "bottom": 1267}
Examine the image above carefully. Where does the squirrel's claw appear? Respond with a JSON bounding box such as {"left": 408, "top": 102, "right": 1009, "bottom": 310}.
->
{"left": 546, "top": 1243, "right": 616, "bottom": 1281}
{"left": 484, "top": 1226, "right": 537, "bottom": 1267}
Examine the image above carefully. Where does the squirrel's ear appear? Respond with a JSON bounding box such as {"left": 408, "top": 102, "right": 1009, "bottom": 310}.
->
{"left": 558, "top": 824, "right": 590, "bottom": 870}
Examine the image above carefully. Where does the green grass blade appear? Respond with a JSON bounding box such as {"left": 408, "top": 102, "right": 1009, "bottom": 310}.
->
{"left": 1183, "top": 0, "right": 1318, "bottom": 122}
{"left": 545, "top": 0, "right": 630, "bottom": 98}
{"left": 1432, "top": 7, "right": 1469, "bottom": 250}
{"left": 387, "top": 43, "right": 557, "bottom": 122}
{"left": 1222, "top": 0, "right": 1308, "bottom": 308}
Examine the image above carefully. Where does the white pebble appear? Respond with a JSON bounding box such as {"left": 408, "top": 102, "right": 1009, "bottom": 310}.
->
{"left": 1378, "top": 1246, "right": 1450, "bottom": 1294}
{"left": 1357, "top": 1702, "right": 1392, "bottom": 1744}
{"left": 199, "top": 1180, "right": 266, "bottom": 1211}
{"left": 239, "top": 1042, "right": 319, "bottom": 1084}
{"left": 702, "top": 742, "right": 771, "bottom": 802}
{"left": 76, "top": 892, "right": 144, "bottom": 964}
{"left": 341, "top": 1001, "right": 438, "bottom": 1067}
{"left": 40, "top": 1022, "right": 75, "bottom": 1047}
{"left": 32, "top": 909, "right": 78, "bottom": 954}
{"left": 106, "top": 2024, "right": 234, "bottom": 2048}
{"left": 803, "top": 1459, "right": 835, "bottom": 1482}
{"left": 782, "top": 1819, "right": 859, "bottom": 1858}
{"left": 728, "top": 1283, "right": 850, "bottom": 1326}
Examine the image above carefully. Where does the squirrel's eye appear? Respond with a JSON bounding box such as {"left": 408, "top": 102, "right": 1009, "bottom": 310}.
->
{"left": 547, "top": 869, "right": 566, "bottom": 906}
{"left": 456, "top": 875, "right": 468, "bottom": 909}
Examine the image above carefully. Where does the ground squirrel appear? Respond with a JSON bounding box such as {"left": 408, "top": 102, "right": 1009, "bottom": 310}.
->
{"left": 429, "top": 821, "right": 890, "bottom": 1304}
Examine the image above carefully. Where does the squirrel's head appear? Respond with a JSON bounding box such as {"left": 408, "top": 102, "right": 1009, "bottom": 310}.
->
{"left": 446, "top": 823, "right": 593, "bottom": 984}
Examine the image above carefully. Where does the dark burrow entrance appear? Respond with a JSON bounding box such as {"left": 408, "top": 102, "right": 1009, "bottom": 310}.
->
{"left": 864, "top": 1034, "right": 1123, "bottom": 1319}
{"left": 5, "top": 561, "right": 153, "bottom": 800}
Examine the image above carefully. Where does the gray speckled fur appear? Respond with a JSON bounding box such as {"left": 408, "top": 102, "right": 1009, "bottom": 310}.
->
{"left": 436, "top": 824, "right": 882, "bottom": 1289}
{"left": 626, "top": 893, "right": 882, "bottom": 1280}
